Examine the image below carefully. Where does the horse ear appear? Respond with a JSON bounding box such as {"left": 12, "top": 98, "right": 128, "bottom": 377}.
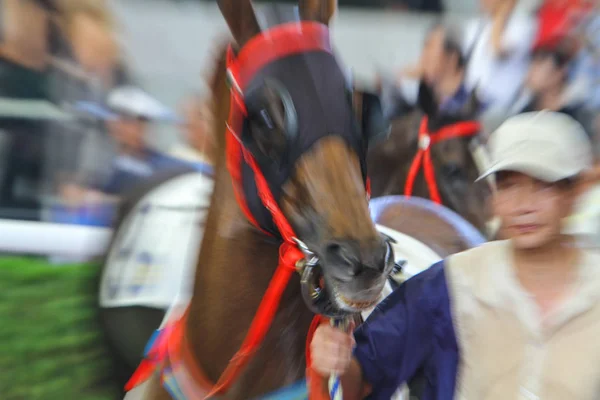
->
{"left": 298, "top": 0, "right": 337, "bottom": 26}
{"left": 217, "top": 0, "right": 262, "bottom": 48}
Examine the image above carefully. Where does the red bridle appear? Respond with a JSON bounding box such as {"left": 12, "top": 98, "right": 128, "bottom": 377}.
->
{"left": 404, "top": 116, "right": 480, "bottom": 204}
{"left": 213, "top": 21, "right": 333, "bottom": 396}
{"left": 125, "top": 21, "right": 372, "bottom": 399}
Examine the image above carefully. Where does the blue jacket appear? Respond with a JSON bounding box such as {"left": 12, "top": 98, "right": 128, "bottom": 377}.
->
{"left": 353, "top": 261, "right": 458, "bottom": 400}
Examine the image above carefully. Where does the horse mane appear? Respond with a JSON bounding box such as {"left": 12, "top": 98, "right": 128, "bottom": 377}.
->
{"left": 205, "top": 37, "right": 233, "bottom": 158}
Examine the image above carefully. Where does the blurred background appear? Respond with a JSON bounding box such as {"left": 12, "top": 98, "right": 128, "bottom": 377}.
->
{"left": 0, "top": 0, "right": 598, "bottom": 399}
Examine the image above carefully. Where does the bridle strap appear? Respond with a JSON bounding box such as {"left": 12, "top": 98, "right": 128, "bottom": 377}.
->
{"left": 126, "top": 21, "right": 370, "bottom": 399}
{"left": 228, "top": 21, "right": 332, "bottom": 89}
{"left": 226, "top": 22, "right": 333, "bottom": 236}
{"left": 207, "top": 22, "right": 335, "bottom": 396}
{"left": 404, "top": 116, "right": 481, "bottom": 205}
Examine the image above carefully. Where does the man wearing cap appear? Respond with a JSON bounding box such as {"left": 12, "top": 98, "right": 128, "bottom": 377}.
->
{"left": 310, "top": 111, "right": 600, "bottom": 399}
{"left": 99, "top": 85, "right": 190, "bottom": 195}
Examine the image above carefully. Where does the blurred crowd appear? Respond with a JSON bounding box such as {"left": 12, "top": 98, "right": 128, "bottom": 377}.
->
{"left": 1, "top": 0, "right": 600, "bottom": 228}
{"left": 0, "top": 0, "right": 215, "bottom": 225}
{"left": 387, "top": 0, "right": 600, "bottom": 140}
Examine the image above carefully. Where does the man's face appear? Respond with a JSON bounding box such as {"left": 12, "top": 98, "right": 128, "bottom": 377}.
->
{"left": 421, "top": 28, "right": 447, "bottom": 85}
{"left": 493, "top": 172, "right": 574, "bottom": 249}
{"left": 109, "top": 117, "right": 147, "bottom": 153}
{"left": 526, "top": 54, "right": 565, "bottom": 93}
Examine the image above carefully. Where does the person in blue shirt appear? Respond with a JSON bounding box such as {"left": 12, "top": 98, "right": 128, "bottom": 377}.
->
{"left": 310, "top": 111, "right": 600, "bottom": 400}
{"left": 100, "top": 86, "right": 204, "bottom": 195}
{"left": 379, "top": 22, "right": 486, "bottom": 125}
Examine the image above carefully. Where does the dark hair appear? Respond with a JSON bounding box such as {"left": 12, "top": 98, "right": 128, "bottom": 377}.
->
{"left": 426, "top": 22, "right": 467, "bottom": 69}
{"left": 532, "top": 37, "right": 578, "bottom": 69}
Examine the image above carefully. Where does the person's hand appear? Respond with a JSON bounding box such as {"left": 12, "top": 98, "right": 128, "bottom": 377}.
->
{"left": 310, "top": 322, "right": 356, "bottom": 377}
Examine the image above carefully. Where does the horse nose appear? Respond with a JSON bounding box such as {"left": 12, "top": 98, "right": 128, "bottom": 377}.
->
{"left": 323, "top": 239, "right": 387, "bottom": 277}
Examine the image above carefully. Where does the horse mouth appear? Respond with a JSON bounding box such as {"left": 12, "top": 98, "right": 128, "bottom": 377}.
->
{"left": 299, "top": 239, "right": 394, "bottom": 318}
{"left": 333, "top": 287, "right": 380, "bottom": 312}
{"left": 300, "top": 265, "right": 384, "bottom": 317}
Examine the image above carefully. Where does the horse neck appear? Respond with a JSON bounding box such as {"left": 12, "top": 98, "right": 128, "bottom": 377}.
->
{"left": 186, "top": 147, "right": 314, "bottom": 397}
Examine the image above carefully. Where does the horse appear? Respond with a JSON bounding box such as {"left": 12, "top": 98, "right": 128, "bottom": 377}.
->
{"left": 367, "top": 83, "right": 494, "bottom": 238}
{"left": 124, "top": 1, "right": 397, "bottom": 398}
{"left": 110, "top": 42, "right": 487, "bottom": 400}
{"left": 118, "top": 3, "right": 491, "bottom": 399}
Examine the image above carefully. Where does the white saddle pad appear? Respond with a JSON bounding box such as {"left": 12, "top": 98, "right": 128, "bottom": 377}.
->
{"left": 99, "top": 172, "right": 213, "bottom": 309}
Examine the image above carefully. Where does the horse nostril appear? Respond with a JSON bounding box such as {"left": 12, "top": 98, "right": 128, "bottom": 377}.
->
{"left": 324, "top": 241, "right": 362, "bottom": 276}
{"left": 325, "top": 242, "right": 342, "bottom": 257}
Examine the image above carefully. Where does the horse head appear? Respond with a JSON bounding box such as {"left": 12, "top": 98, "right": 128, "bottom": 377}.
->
{"left": 217, "top": 0, "right": 394, "bottom": 317}
{"left": 426, "top": 88, "right": 492, "bottom": 235}
{"left": 368, "top": 84, "right": 493, "bottom": 236}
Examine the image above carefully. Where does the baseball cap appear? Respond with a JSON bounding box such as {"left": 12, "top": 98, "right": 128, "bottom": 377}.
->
{"left": 107, "top": 86, "right": 179, "bottom": 121}
{"left": 477, "top": 111, "right": 593, "bottom": 183}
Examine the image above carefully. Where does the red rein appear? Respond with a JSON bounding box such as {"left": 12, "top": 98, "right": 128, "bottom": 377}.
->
{"left": 212, "top": 21, "right": 334, "bottom": 396}
{"left": 126, "top": 21, "right": 371, "bottom": 399}
{"left": 224, "top": 21, "right": 370, "bottom": 398}
{"left": 404, "top": 116, "right": 480, "bottom": 204}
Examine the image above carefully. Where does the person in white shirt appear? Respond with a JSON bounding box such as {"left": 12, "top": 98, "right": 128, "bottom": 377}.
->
{"left": 463, "top": 0, "right": 537, "bottom": 115}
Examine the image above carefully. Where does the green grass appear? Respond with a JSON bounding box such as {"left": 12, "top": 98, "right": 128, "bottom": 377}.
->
{"left": 0, "top": 257, "right": 121, "bottom": 400}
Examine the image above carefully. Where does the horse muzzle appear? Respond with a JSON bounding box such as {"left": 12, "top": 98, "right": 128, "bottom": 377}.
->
{"left": 298, "top": 237, "right": 395, "bottom": 318}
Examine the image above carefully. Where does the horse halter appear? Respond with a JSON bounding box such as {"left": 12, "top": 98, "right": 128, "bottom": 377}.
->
{"left": 220, "top": 20, "right": 379, "bottom": 395}
{"left": 125, "top": 20, "right": 390, "bottom": 400}
{"left": 226, "top": 24, "right": 375, "bottom": 236}
{"left": 404, "top": 116, "right": 481, "bottom": 204}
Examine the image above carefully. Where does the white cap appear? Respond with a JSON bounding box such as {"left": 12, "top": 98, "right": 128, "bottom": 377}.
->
{"left": 107, "top": 86, "right": 174, "bottom": 120}
{"left": 477, "top": 111, "right": 593, "bottom": 183}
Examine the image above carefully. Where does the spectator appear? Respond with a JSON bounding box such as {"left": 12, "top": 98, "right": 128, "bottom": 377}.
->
{"left": 535, "top": 0, "right": 591, "bottom": 51}
{"left": 463, "top": 0, "right": 537, "bottom": 114}
{"left": 511, "top": 36, "right": 596, "bottom": 141}
{"left": 0, "top": 0, "right": 49, "bottom": 72}
{"left": 99, "top": 86, "right": 186, "bottom": 195}
{"left": 43, "top": 0, "right": 134, "bottom": 215}
{"left": 168, "top": 95, "right": 215, "bottom": 166}
{"left": 570, "top": 2, "right": 600, "bottom": 111}
{"left": 381, "top": 23, "right": 484, "bottom": 121}
{"left": 55, "top": 0, "right": 122, "bottom": 87}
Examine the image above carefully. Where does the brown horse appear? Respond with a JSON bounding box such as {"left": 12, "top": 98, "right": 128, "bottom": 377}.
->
{"left": 130, "top": 1, "right": 395, "bottom": 399}
{"left": 367, "top": 89, "right": 493, "bottom": 236}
